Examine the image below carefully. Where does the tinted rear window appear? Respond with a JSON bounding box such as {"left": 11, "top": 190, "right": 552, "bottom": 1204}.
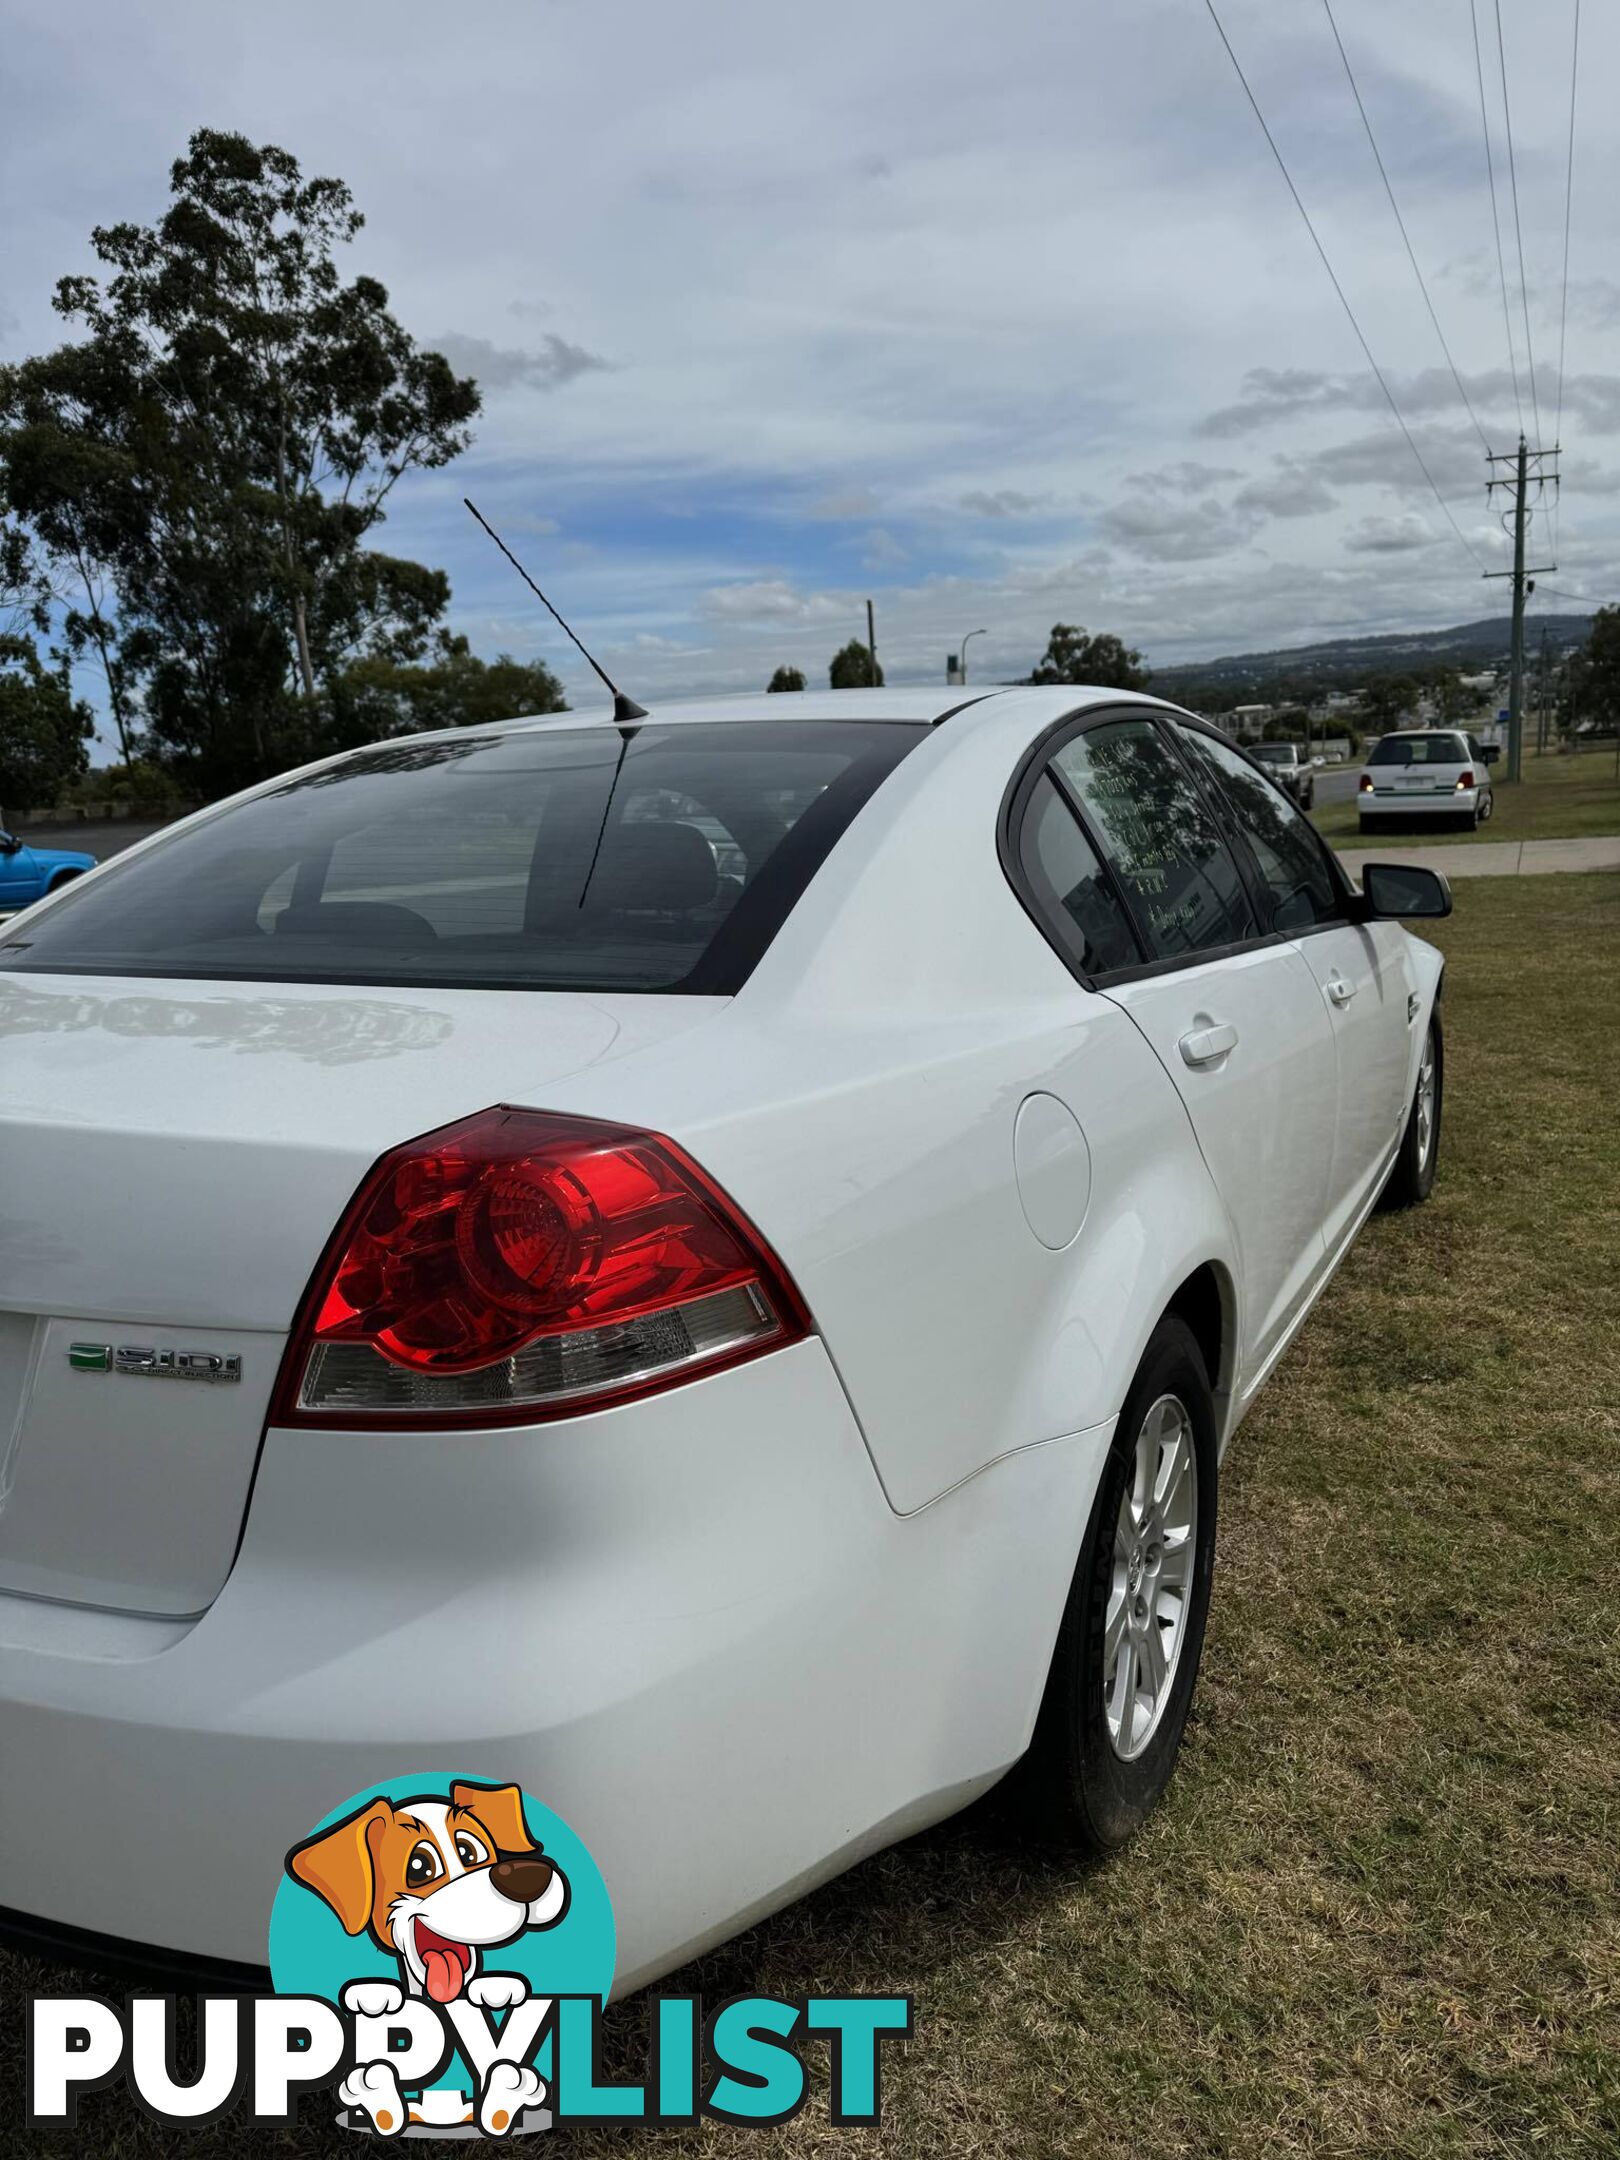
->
{"left": 0, "top": 722, "right": 926, "bottom": 995}
{"left": 1369, "top": 734, "right": 1468, "bottom": 766}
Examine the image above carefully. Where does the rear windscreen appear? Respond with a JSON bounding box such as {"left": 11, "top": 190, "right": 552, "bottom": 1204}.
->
{"left": 0, "top": 721, "right": 926, "bottom": 995}
{"left": 1368, "top": 734, "right": 1468, "bottom": 766}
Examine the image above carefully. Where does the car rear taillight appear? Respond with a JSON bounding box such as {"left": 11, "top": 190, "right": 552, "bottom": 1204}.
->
{"left": 1359, "top": 774, "right": 1374, "bottom": 792}
{"left": 1455, "top": 769, "right": 1474, "bottom": 789}
{"left": 272, "top": 1107, "right": 810, "bottom": 1428}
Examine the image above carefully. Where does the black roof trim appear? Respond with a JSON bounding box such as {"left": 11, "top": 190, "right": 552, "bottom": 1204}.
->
{"left": 931, "top": 692, "right": 999, "bottom": 727}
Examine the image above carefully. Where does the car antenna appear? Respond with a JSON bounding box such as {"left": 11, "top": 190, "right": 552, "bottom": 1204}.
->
{"left": 463, "top": 498, "right": 647, "bottom": 729}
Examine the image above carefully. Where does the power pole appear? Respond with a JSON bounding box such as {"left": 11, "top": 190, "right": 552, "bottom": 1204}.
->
{"left": 865, "top": 599, "right": 879, "bottom": 687}
{"left": 1484, "top": 436, "right": 1559, "bottom": 784}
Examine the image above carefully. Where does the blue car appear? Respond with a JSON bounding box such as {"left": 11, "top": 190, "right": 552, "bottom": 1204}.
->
{"left": 0, "top": 830, "right": 98, "bottom": 911}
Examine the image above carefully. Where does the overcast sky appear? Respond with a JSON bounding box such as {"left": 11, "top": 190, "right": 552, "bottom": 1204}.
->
{"left": 2, "top": 0, "right": 1612, "bottom": 716}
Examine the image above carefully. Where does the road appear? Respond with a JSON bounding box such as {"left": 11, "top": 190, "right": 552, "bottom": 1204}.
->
{"left": 16, "top": 820, "right": 172, "bottom": 863}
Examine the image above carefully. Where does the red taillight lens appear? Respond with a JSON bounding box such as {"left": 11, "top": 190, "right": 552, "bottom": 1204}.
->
{"left": 273, "top": 1107, "right": 810, "bottom": 1427}
{"left": 1359, "top": 774, "right": 1374, "bottom": 792}
{"left": 1455, "top": 769, "right": 1474, "bottom": 789}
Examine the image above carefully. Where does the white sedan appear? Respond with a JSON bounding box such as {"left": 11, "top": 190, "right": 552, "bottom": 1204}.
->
{"left": 0, "top": 686, "right": 1448, "bottom": 1992}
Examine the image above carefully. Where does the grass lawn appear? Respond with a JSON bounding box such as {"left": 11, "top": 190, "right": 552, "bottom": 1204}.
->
{"left": 2, "top": 876, "right": 1617, "bottom": 2157}
{"left": 1314, "top": 743, "right": 1620, "bottom": 849}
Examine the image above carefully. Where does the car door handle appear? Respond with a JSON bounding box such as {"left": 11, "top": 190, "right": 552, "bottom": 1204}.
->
{"left": 1179, "top": 1022, "right": 1238, "bottom": 1067}
{"left": 1325, "top": 975, "right": 1357, "bottom": 1007}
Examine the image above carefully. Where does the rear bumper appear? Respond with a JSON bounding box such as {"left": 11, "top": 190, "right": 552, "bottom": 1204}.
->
{"left": 0, "top": 1339, "right": 1109, "bottom": 1995}
{"left": 1359, "top": 788, "right": 1482, "bottom": 818}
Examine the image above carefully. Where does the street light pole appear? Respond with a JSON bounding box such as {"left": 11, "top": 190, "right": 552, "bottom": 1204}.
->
{"left": 959, "top": 628, "right": 987, "bottom": 685}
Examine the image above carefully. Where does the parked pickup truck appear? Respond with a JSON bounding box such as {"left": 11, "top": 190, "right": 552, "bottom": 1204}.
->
{"left": 1247, "top": 741, "right": 1314, "bottom": 811}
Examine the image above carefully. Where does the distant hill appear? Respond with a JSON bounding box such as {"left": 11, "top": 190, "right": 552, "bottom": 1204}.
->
{"left": 1149, "top": 613, "right": 1593, "bottom": 699}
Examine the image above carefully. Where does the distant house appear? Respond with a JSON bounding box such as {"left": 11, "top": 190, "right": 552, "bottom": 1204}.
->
{"left": 1229, "top": 703, "right": 1273, "bottom": 739}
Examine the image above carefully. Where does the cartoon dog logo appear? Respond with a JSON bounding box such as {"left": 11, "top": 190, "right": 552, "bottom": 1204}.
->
{"left": 286, "top": 1780, "right": 570, "bottom": 2135}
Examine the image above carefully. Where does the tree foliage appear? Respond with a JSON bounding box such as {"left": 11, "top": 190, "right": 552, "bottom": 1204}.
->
{"left": 1028, "top": 623, "right": 1148, "bottom": 690}
{"left": 1261, "top": 707, "right": 1310, "bottom": 742}
{"left": 1576, "top": 606, "right": 1620, "bottom": 733}
{"left": 767, "top": 664, "right": 806, "bottom": 693}
{"left": 1427, "top": 665, "right": 1476, "bottom": 723}
{"left": 0, "top": 635, "right": 93, "bottom": 815}
{"left": 0, "top": 510, "right": 52, "bottom": 642}
{"left": 1360, "top": 674, "right": 1419, "bottom": 731}
{"left": 60, "top": 758, "right": 191, "bottom": 819}
{"left": 829, "top": 639, "right": 882, "bottom": 689}
{"left": 327, "top": 640, "right": 567, "bottom": 746}
{"left": 0, "top": 129, "right": 480, "bottom": 794}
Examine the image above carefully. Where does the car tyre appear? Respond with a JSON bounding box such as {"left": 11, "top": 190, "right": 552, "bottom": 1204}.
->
{"left": 1381, "top": 1010, "right": 1442, "bottom": 1209}
{"left": 1007, "top": 1315, "right": 1217, "bottom": 1853}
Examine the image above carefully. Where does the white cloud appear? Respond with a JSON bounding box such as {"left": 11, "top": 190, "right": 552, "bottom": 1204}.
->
{"left": 854, "top": 527, "right": 909, "bottom": 568}
{"left": 1129, "top": 462, "right": 1243, "bottom": 497}
{"left": 1234, "top": 465, "right": 1337, "bottom": 518}
{"left": 1560, "top": 459, "right": 1620, "bottom": 498}
{"left": 1343, "top": 513, "right": 1442, "bottom": 554}
{"left": 432, "top": 332, "right": 612, "bottom": 394}
{"left": 958, "top": 488, "right": 1050, "bottom": 518}
{"left": 1098, "top": 498, "right": 1261, "bottom": 562}
{"left": 699, "top": 579, "right": 850, "bottom": 622}
{"left": 810, "top": 487, "right": 881, "bottom": 520}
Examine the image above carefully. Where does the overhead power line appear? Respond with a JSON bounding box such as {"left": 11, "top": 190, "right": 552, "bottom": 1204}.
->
{"left": 1469, "top": 0, "right": 1523, "bottom": 432}
{"left": 1492, "top": 0, "right": 1542, "bottom": 444}
{"left": 1554, "top": 0, "right": 1580, "bottom": 446}
{"left": 1319, "top": 0, "right": 1488, "bottom": 451}
{"left": 1200, "top": 0, "right": 1486, "bottom": 575}
{"left": 1553, "top": 0, "right": 1581, "bottom": 559}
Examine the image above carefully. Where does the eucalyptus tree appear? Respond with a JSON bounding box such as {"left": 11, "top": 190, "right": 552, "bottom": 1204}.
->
{"left": 0, "top": 129, "right": 479, "bottom": 790}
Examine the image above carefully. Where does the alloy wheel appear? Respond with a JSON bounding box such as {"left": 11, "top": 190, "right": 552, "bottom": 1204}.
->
{"left": 1104, "top": 1394, "right": 1199, "bottom": 1761}
{"left": 1416, "top": 1033, "right": 1437, "bottom": 1168}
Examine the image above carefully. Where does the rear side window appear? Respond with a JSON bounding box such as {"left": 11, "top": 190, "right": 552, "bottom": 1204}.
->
{"left": 1018, "top": 773, "right": 1144, "bottom": 975}
{"left": 1050, "top": 720, "right": 1256, "bottom": 961}
{"left": 0, "top": 721, "right": 925, "bottom": 995}
{"left": 1179, "top": 728, "right": 1341, "bottom": 934}
{"left": 1369, "top": 733, "right": 1469, "bottom": 765}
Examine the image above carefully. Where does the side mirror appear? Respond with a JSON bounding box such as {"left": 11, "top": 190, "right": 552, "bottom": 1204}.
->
{"left": 0, "top": 832, "right": 20, "bottom": 855}
{"left": 1358, "top": 862, "right": 1453, "bottom": 920}
{"left": 1480, "top": 744, "right": 1501, "bottom": 764}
